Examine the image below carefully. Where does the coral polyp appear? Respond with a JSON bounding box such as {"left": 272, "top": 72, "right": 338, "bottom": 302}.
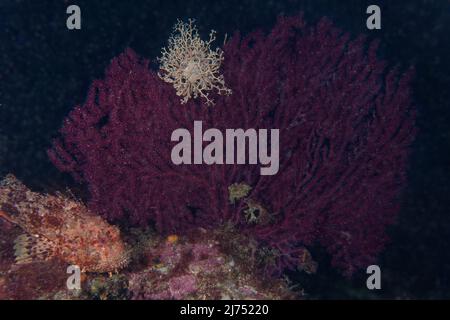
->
{"left": 158, "top": 19, "right": 232, "bottom": 105}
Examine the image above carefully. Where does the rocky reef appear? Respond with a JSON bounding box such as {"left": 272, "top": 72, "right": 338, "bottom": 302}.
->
{"left": 0, "top": 217, "right": 297, "bottom": 300}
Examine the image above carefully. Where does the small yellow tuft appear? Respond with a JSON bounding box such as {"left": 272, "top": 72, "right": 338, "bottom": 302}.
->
{"left": 228, "top": 182, "right": 252, "bottom": 204}
{"left": 166, "top": 234, "right": 179, "bottom": 244}
{"left": 158, "top": 19, "right": 231, "bottom": 106}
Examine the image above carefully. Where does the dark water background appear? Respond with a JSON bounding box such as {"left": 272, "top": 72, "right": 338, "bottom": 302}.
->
{"left": 0, "top": 0, "right": 449, "bottom": 299}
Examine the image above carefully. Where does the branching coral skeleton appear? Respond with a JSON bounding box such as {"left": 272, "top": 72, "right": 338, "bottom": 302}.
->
{"left": 49, "top": 15, "right": 416, "bottom": 276}
{"left": 158, "top": 19, "right": 231, "bottom": 105}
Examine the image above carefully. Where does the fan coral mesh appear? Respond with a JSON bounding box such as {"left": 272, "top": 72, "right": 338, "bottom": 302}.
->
{"left": 158, "top": 19, "right": 231, "bottom": 105}
{"left": 49, "top": 15, "right": 416, "bottom": 276}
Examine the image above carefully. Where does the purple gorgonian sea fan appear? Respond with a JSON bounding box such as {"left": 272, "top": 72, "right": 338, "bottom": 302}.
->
{"left": 48, "top": 15, "right": 416, "bottom": 276}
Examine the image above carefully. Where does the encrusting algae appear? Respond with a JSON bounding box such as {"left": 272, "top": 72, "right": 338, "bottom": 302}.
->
{"left": 0, "top": 175, "right": 299, "bottom": 299}
{"left": 0, "top": 175, "right": 129, "bottom": 273}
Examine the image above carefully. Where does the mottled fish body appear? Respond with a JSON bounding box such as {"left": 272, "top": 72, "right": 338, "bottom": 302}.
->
{"left": 0, "top": 174, "right": 129, "bottom": 273}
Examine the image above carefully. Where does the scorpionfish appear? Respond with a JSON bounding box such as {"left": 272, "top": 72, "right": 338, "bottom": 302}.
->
{"left": 0, "top": 174, "right": 129, "bottom": 273}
